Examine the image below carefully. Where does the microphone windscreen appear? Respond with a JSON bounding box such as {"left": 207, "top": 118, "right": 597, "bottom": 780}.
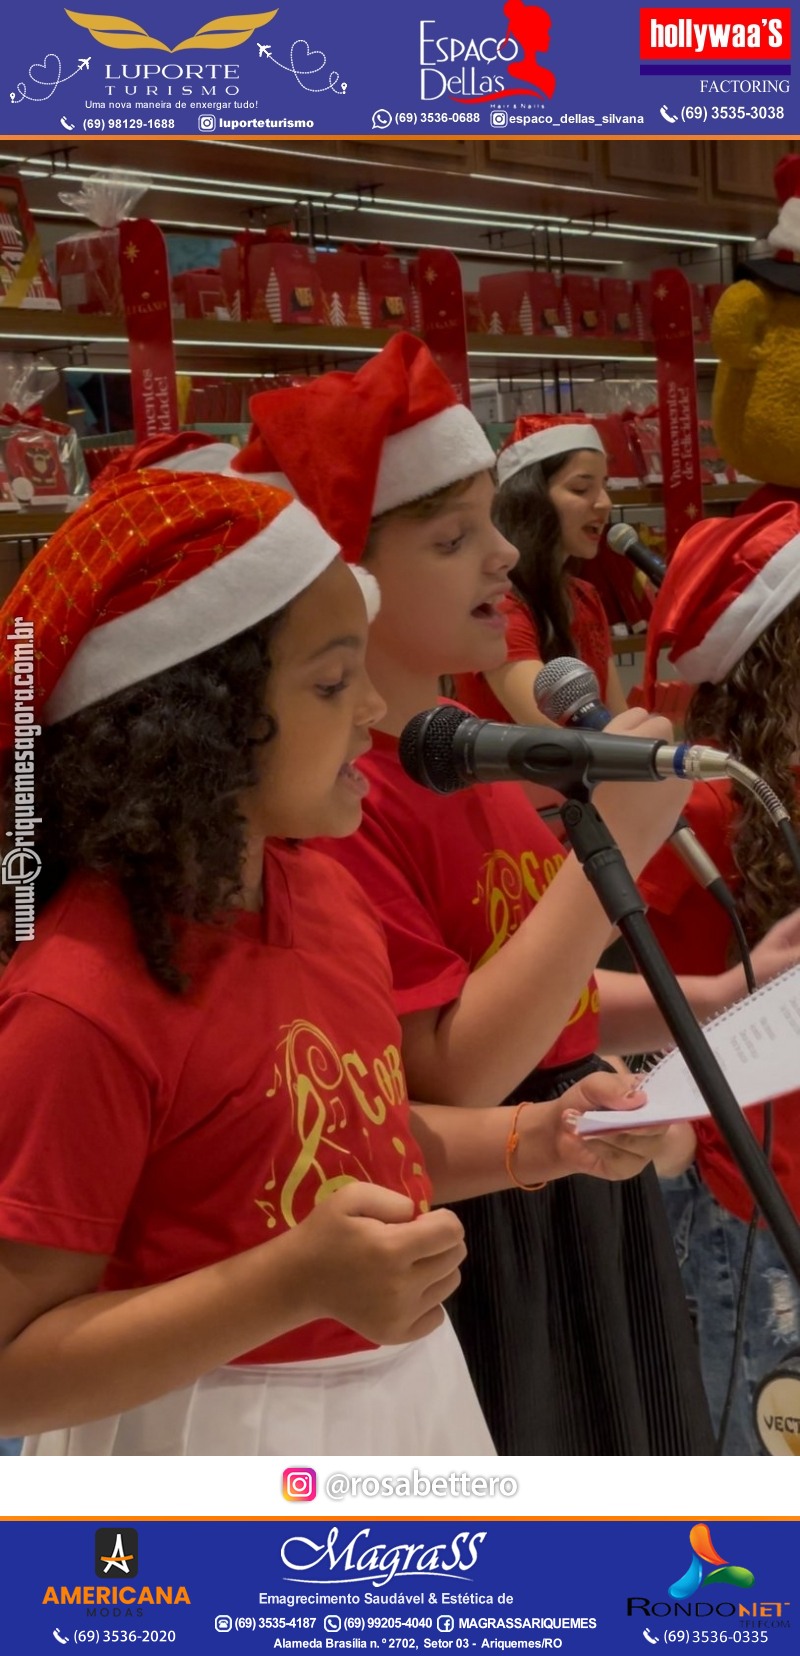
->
{"left": 398, "top": 705, "right": 472, "bottom": 794}
{"left": 607, "top": 522, "right": 637, "bottom": 556}
{"left": 535, "top": 657, "right": 601, "bottom": 723}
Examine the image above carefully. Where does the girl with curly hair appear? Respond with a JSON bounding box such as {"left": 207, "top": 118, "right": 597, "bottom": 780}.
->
{"left": 639, "top": 501, "right": 800, "bottom": 1453}
{"left": 0, "top": 448, "right": 662, "bottom": 1458}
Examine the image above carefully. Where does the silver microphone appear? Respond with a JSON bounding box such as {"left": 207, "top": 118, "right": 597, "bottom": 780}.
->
{"left": 535, "top": 657, "right": 726, "bottom": 893}
{"left": 607, "top": 521, "right": 667, "bottom": 588}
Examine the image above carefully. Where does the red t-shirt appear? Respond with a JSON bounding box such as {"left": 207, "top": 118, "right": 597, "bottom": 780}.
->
{"left": 453, "top": 579, "right": 612, "bottom": 724}
{"left": 639, "top": 779, "right": 800, "bottom": 1223}
{"left": 0, "top": 844, "right": 432, "bottom": 1364}
{"left": 318, "top": 725, "right": 599, "bottom": 1068}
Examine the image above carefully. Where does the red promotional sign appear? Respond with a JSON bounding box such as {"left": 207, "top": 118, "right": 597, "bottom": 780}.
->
{"left": 651, "top": 268, "right": 703, "bottom": 556}
{"left": 416, "top": 248, "right": 471, "bottom": 407}
{"left": 119, "top": 218, "right": 179, "bottom": 442}
{"left": 640, "top": 8, "right": 791, "bottom": 60}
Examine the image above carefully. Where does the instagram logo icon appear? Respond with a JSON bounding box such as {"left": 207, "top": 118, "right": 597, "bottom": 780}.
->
{"left": 283, "top": 1467, "right": 317, "bottom": 1501}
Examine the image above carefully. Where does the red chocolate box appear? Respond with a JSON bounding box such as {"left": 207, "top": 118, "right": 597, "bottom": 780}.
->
{"left": 314, "top": 250, "right": 370, "bottom": 328}
{"left": 479, "top": 271, "right": 568, "bottom": 336}
{"left": 600, "top": 278, "right": 636, "bottom": 338}
{"left": 562, "top": 275, "right": 605, "bottom": 337}
{"left": 362, "top": 253, "right": 412, "bottom": 331}
{"left": 172, "top": 268, "right": 229, "bottom": 320}
{"left": 248, "top": 241, "right": 324, "bottom": 326}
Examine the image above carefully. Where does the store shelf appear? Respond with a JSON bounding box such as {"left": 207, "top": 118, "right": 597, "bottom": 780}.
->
{"left": 0, "top": 482, "right": 754, "bottom": 545}
{"left": 611, "top": 482, "right": 753, "bottom": 506}
{"left": 611, "top": 632, "right": 649, "bottom": 656}
{"left": 0, "top": 509, "right": 80, "bottom": 539}
{"left": 0, "top": 309, "right": 719, "bottom": 375}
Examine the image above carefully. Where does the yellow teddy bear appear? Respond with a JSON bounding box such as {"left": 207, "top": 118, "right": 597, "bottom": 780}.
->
{"left": 712, "top": 153, "right": 800, "bottom": 512}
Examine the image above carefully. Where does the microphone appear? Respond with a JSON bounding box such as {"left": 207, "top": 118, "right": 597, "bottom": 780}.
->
{"left": 535, "top": 656, "right": 729, "bottom": 897}
{"left": 399, "top": 703, "right": 726, "bottom": 793}
{"left": 607, "top": 521, "right": 667, "bottom": 588}
{"left": 398, "top": 705, "right": 800, "bottom": 885}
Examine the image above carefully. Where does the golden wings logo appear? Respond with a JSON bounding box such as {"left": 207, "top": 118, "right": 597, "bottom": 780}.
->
{"left": 65, "top": 8, "right": 278, "bottom": 52}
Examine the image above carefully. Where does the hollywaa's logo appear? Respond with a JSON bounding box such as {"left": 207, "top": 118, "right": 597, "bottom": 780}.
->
{"left": 421, "top": 1, "right": 556, "bottom": 104}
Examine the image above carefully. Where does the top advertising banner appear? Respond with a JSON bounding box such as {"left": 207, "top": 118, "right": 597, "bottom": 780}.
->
{"left": 1, "top": 0, "right": 797, "bottom": 140}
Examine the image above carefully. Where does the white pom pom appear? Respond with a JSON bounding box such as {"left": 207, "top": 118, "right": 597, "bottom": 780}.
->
{"left": 351, "top": 564, "right": 381, "bottom": 621}
{"left": 768, "top": 197, "right": 800, "bottom": 254}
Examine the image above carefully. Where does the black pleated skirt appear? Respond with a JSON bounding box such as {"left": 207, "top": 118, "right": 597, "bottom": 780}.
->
{"left": 448, "top": 1054, "right": 715, "bottom": 1455}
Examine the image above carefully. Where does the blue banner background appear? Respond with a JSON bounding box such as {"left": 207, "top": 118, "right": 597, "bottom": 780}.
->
{"left": 2, "top": 1518, "right": 795, "bottom": 1654}
{"left": 1, "top": 1, "right": 796, "bottom": 140}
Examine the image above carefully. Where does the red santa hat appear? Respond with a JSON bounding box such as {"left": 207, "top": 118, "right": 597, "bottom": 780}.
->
{"left": 496, "top": 413, "right": 605, "bottom": 488}
{"left": 643, "top": 501, "right": 800, "bottom": 702}
{"left": 0, "top": 467, "right": 340, "bottom": 749}
{"left": 736, "top": 154, "right": 800, "bottom": 295}
{"left": 227, "top": 426, "right": 291, "bottom": 492}
{"left": 92, "top": 430, "right": 241, "bottom": 491}
{"left": 233, "top": 332, "right": 495, "bottom": 560}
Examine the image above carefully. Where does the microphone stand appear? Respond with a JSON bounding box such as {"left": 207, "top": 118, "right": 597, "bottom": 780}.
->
{"left": 555, "top": 786, "right": 800, "bottom": 1288}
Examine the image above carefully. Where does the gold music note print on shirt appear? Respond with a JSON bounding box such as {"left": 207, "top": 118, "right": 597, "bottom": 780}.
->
{"left": 258, "top": 1019, "right": 427, "bottom": 1231}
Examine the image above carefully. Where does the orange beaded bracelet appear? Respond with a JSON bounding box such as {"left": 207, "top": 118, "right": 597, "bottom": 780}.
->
{"left": 504, "top": 1100, "right": 548, "bottom": 1192}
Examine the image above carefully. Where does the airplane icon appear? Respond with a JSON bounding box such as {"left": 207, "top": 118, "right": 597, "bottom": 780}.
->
{"left": 78, "top": 57, "right": 91, "bottom": 69}
{"left": 257, "top": 42, "right": 272, "bottom": 56}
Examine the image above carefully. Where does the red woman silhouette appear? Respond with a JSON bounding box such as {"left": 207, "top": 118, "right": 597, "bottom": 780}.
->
{"left": 502, "top": 0, "right": 556, "bottom": 100}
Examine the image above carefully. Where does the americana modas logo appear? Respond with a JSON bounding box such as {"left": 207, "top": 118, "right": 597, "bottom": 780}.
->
{"left": 95, "top": 1529, "right": 139, "bottom": 1580}
{"left": 43, "top": 1526, "right": 190, "bottom": 1610}
{"left": 66, "top": 8, "right": 277, "bottom": 51}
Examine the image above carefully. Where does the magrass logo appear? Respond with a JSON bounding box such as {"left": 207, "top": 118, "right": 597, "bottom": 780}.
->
{"left": 668, "top": 1523, "right": 754, "bottom": 1601}
{"left": 95, "top": 1529, "right": 138, "bottom": 1579}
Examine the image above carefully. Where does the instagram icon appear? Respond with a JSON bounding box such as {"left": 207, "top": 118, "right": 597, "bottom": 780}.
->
{"left": 283, "top": 1467, "right": 317, "bottom": 1501}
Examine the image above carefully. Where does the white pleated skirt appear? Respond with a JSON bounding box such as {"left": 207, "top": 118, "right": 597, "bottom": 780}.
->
{"left": 23, "top": 1317, "right": 494, "bottom": 1456}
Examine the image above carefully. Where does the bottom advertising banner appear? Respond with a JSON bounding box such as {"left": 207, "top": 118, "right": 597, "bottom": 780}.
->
{"left": 1, "top": 1518, "right": 794, "bottom": 1654}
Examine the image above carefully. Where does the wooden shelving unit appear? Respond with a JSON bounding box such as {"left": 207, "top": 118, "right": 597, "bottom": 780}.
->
{"left": 0, "top": 307, "right": 718, "bottom": 375}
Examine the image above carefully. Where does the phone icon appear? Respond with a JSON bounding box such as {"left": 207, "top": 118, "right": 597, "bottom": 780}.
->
{"left": 643, "top": 1632, "right": 660, "bottom": 1646}
{"left": 659, "top": 104, "right": 678, "bottom": 124}
{"left": 60, "top": 116, "right": 76, "bottom": 131}
{"left": 54, "top": 1632, "right": 70, "bottom": 1645}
